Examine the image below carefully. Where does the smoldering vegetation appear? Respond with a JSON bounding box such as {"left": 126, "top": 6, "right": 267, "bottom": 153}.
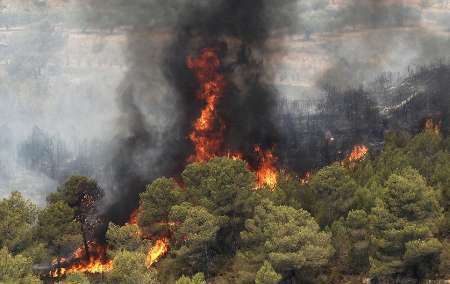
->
{"left": 277, "top": 62, "right": 450, "bottom": 174}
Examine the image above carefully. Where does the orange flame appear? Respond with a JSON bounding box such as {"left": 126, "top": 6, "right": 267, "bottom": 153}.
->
{"left": 145, "top": 237, "right": 169, "bottom": 268}
{"left": 300, "top": 172, "right": 311, "bottom": 185}
{"left": 187, "top": 48, "right": 226, "bottom": 163}
{"left": 186, "top": 48, "right": 280, "bottom": 188}
{"left": 343, "top": 145, "right": 369, "bottom": 165}
{"left": 254, "top": 145, "right": 278, "bottom": 189}
{"left": 50, "top": 242, "right": 112, "bottom": 277}
{"left": 128, "top": 208, "right": 138, "bottom": 225}
{"left": 424, "top": 118, "right": 441, "bottom": 135}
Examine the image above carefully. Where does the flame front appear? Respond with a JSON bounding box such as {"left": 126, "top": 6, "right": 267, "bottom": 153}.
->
{"left": 146, "top": 237, "right": 169, "bottom": 268}
{"left": 254, "top": 145, "right": 278, "bottom": 189}
{"left": 50, "top": 259, "right": 113, "bottom": 277}
{"left": 49, "top": 242, "right": 112, "bottom": 277}
{"left": 187, "top": 48, "right": 226, "bottom": 162}
{"left": 346, "top": 145, "right": 369, "bottom": 163}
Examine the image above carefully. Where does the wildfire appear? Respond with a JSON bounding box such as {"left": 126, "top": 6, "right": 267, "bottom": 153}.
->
{"left": 424, "top": 118, "right": 441, "bottom": 135}
{"left": 145, "top": 237, "right": 169, "bottom": 268}
{"left": 186, "top": 48, "right": 280, "bottom": 188}
{"left": 187, "top": 48, "right": 226, "bottom": 162}
{"left": 342, "top": 145, "right": 369, "bottom": 166}
{"left": 128, "top": 208, "right": 138, "bottom": 225}
{"left": 49, "top": 242, "right": 112, "bottom": 277}
{"left": 300, "top": 172, "right": 311, "bottom": 185}
{"left": 254, "top": 145, "right": 278, "bottom": 189}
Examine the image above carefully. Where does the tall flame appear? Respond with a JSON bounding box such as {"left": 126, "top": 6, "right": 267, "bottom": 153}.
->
{"left": 254, "top": 145, "right": 278, "bottom": 189}
{"left": 49, "top": 242, "right": 112, "bottom": 277}
{"left": 187, "top": 48, "right": 280, "bottom": 189}
{"left": 187, "top": 48, "right": 226, "bottom": 162}
{"left": 145, "top": 237, "right": 169, "bottom": 268}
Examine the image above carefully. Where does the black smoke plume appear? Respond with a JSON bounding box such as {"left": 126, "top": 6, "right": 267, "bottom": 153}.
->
{"left": 88, "top": 0, "right": 448, "bottom": 225}
{"left": 103, "top": 0, "right": 296, "bottom": 224}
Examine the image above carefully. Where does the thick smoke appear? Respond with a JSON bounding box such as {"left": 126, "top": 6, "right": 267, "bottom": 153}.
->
{"left": 164, "top": 0, "right": 286, "bottom": 162}
{"left": 88, "top": 0, "right": 449, "bottom": 223}
{"left": 103, "top": 0, "right": 298, "bottom": 223}
{"left": 318, "top": 0, "right": 449, "bottom": 89}
{"left": 2, "top": 0, "right": 448, "bottom": 222}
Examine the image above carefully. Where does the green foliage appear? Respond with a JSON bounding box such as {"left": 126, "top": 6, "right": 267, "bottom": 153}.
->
{"left": 405, "top": 131, "right": 443, "bottom": 181}
{"left": 175, "top": 273, "right": 206, "bottom": 284}
{"left": 241, "top": 199, "right": 333, "bottom": 282}
{"left": 255, "top": 261, "right": 282, "bottom": 284}
{"left": 0, "top": 192, "right": 38, "bottom": 254}
{"left": 106, "top": 250, "right": 159, "bottom": 284}
{"left": 346, "top": 210, "right": 370, "bottom": 274}
{"left": 431, "top": 151, "right": 450, "bottom": 237}
{"left": 261, "top": 173, "right": 304, "bottom": 209}
{"left": 47, "top": 175, "right": 102, "bottom": 209}
{"left": 139, "top": 177, "right": 183, "bottom": 235}
{"left": 181, "top": 158, "right": 258, "bottom": 256}
{"left": 34, "top": 201, "right": 82, "bottom": 256}
{"left": 21, "top": 242, "right": 51, "bottom": 264}
{"left": 369, "top": 168, "right": 443, "bottom": 279}
{"left": 330, "top": 210, "right": 371, "bottom": 277}
{"left": 439, "top": 240, "right": 450, "bottom": 278}
{"left": 0, "top": 247, "right": 41, "bottom": 284}
{"left": 372, "top": 132, "right": 410, "bottom": 184}
{"left": 64, "top": 272, "right": 90, "bottom": 284}
{"left": 308, "top": 163, "right": 360, "bottom": 227}
{"left": 168, "top": 203, "right": 221, "bottom": 275}
{"left": 382, "top": 168, "right": 440, "bottom": 220}
{"left": 170, "top": 203, "right": 221, "bottom": 245}
{"left": 3, "top": 130, "right": 450, "bottom": 283}
{"left": 106, "top": 223, "right": 146, "bottom": 254}
{"left": 181, "top": 158, "right": 256, "bottom": 221}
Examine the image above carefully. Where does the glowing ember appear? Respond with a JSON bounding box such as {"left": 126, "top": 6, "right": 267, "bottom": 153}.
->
{"left": 155, "top": 221, "right": 178, "bottom": 227}
{"left": 424, "top": 118, "right": 441, "bottom": 135}
{"left": 300, "top": 172, "right": 311, "bottom": 185}
{"left": 254, "top": 145, "right": 278, "bottom": 189}
{"left": 345, "top": 145, "right": 369, "bottom": 163}
{"left": 187, "top": 48, "right": 226, "bottom": 162}
{"left": 146, "top": 237, "right": 169, "bottom": 268}
{"left": 226, "top": 151, "right": 243, "bottom": 161}
{"left": 128, "top": 208, "right": 138, "bottom": 225}
{"left": 50, "top": 242, "right": 112, "bottom": 277}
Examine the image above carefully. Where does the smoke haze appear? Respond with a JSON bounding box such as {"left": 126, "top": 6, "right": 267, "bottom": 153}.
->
{"left": 0, "top": 0, "right": 448, "bottom": 213}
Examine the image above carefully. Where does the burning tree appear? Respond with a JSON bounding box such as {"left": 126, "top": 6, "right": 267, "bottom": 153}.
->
{"left": 137, "top": 158, "right": 258, "bottom": 280}
{"left": 48, "top": 176, "right": 104, "bottom": 253}
{"left": 42, "top": 176, "right": 110, "bottom": 278}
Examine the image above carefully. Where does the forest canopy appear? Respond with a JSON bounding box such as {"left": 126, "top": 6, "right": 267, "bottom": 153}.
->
{"left": 0, "top": 127, "right": 449, "bottom": 283}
